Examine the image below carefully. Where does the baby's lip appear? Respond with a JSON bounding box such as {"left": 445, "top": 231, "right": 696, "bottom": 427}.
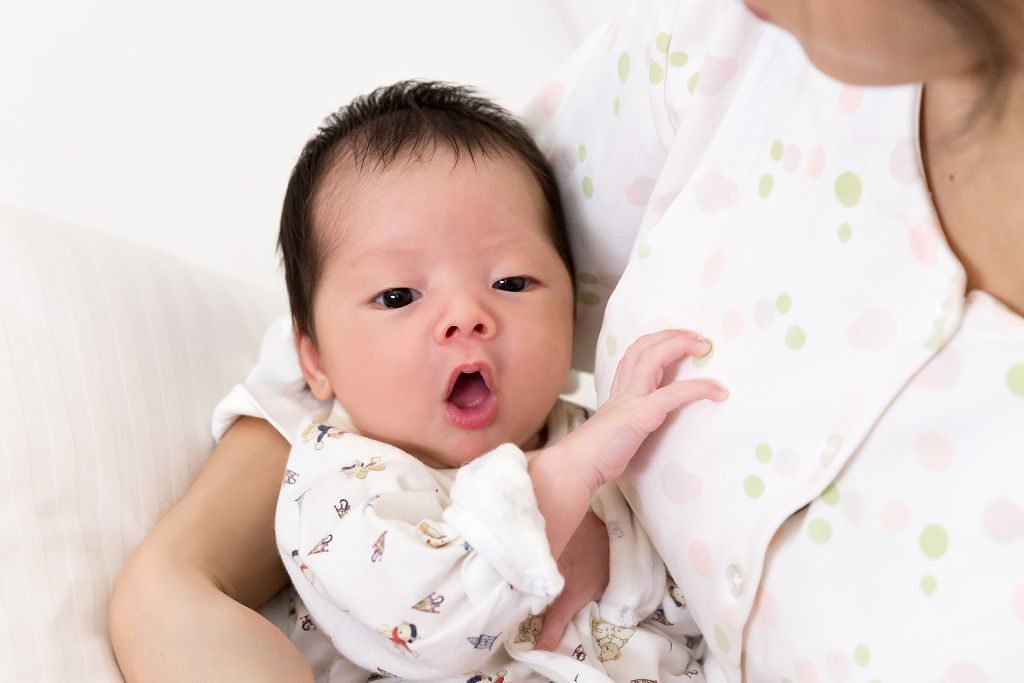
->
{"left": 443, "top": 363, "right": 495, "bottom": 400}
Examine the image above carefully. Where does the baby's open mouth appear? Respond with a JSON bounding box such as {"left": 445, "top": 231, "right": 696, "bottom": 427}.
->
{"left": 447, "top": 371, "right": 489, "bottom": 409}
{"left": 444, "top": 370, "right": 496, "bottom": 430}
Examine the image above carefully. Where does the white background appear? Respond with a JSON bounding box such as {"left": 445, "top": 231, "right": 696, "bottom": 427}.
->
{"left": 1, "top": 1, "right": 622, "bottom": 292}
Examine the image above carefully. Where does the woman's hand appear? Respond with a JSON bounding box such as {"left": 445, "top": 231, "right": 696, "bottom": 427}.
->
{"left": 534, "top": 510, "right": 609, "bottom": 651}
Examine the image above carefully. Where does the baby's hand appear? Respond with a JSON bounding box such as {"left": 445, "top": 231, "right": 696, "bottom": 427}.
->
{"left": 561, "top": 330, "right": 726, "bottom": 493}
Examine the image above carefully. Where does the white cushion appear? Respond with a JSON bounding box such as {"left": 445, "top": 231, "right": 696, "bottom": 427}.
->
{"left": 0, "top": 204, "right": 286, "bottom": 681}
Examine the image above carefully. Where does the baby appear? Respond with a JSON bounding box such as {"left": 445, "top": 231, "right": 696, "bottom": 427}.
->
{"left": 274, "top": 81, "right": 725, "bottom": 683}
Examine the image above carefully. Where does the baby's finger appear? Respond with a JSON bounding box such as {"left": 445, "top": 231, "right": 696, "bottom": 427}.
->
{"left": 617, "top": 333, "right": 712, "bottom": 396}
{"left": 611, "top": 330, "right": 708, "bottom": 395}
{"left": 648, "top": 378, "right": 729, "bottom": 415}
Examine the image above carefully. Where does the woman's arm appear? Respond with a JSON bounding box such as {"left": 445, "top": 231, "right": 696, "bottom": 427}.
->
{"left": 109, "top": 416, "right": 314, "bottom": 683}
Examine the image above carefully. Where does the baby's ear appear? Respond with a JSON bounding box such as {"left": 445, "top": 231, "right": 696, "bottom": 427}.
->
{"left": 295, "top": 328, "right": 334, "bottom": 401}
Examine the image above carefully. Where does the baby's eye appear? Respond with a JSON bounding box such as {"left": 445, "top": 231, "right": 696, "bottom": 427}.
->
{"left": 492, "top": 276, "right": 532, "bottom": 292}
{"left": 373, "top": 288, "right": 421, "bottom": 309}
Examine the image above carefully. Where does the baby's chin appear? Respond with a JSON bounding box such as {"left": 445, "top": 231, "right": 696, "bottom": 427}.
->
{"left": 414, "top": 430, "right": 538, "bottom": 469}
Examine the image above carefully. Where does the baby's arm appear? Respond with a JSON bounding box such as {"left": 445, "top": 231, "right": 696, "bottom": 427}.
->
{"left": 281, "top": 433, "right": 562, "bottom": 679}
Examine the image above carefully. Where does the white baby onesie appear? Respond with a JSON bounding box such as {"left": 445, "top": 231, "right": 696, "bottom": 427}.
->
{"left": 276, "top": 399, "right": 705, "bottom": 683}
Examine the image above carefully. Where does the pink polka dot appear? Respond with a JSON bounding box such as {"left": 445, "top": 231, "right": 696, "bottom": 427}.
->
{"left": 890, "top": 138, "right": 919, "bottom": 183}
{"left": 841, "top": 490, "right": 864, "bottom": 523}
{"left": 909, "top": 219, "right": 941, "bottom": 265}
{"left": 847, "top": 308, "right": 898, "bottom": 351}
{"left": 983, "top": 498, "right": 1024, "bottom": 543}
{"left": 723, "top": 605, "right": 743, "bottom": 632}
{"left": 752, "top": 588, "right": 779, "bottom": 628}
{"left": 753, "top": 298, "right": 776, "bottom": 328}
{"left": 839, "top": 87, "right": 864, "bottom": 113}
{"left": 774, "top": 448, "right": 799, "bottom": 477}
{"left": 702, "top": 249, "right": 725, "bottom": 288}
{"left": 660, "top": 462, "right": 703, "bottom": 504}
{"left": 1013, "top": 584, "right": 1024, "bottom": 620}
{"left": 794, "top": 657, "right": 819, "bottom": 683}
{"left": 670, "top": 106, "right": 687, "bottom": 129}
{"left": 541, "top": 82, "right": 564, "bottom": 117}
{"left": 624, "top": 176, "right": 657, "bottom": 207}
{"left": 880, "top": 500, "right": 911, "bottom": 534}
{"left": 650, "top": 190, "right": 679, "bottom": 215}
{"left": 915, "top": 432, "right": 954, "bottom": 471}
{"left": 697, "top": 56, "right": 738, "bottom": 96}
{"left": 839, "top": 389, "right": 867, "bottom": 432}
{"left": 826, "top": 650, "right": 851, "bottom": 682}
{"left": 606, "top": 24, "right": 620, "bottom": 50}
{"left": 552, "top": 145, "right": 577, "bottom": 171}
{"left": 721, "top": 309, "right": 744, "bottom": 339}
{"left": 937, "top": 663, "right": 989, "bottom": 683}
{"left": 806, "top": 146, "right": 826, "bottom": 179}
{"left": 783, "top": 143, "right": 802, "bottom": 173}
{"left": 688, "top": 540, "right": 713, "bottom": 578}
{"left": 913, "top": 348, "right": 962, "bottom": 392}
{"left": 695, "top": 171, "right": 738, "bottom": 213}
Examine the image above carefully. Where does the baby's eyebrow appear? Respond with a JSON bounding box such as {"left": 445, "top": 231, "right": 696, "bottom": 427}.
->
{"left": 343, "top": 246, "right": 421, "bottom": 264}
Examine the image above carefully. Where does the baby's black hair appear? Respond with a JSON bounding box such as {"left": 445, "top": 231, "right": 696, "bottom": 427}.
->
{"left": 278, "top": 80, "right": 574, "bottom": 340}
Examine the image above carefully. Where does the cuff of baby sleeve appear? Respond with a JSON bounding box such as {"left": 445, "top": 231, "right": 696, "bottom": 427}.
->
{"left": 444, "top": 443, "right": 564, "bottom": 599}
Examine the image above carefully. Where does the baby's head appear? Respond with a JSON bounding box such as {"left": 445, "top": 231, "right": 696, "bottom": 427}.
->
{"left": 279, "top": 81, "right": 575, "bottom": 467}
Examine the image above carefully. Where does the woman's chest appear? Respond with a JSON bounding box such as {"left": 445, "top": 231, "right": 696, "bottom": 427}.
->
{"left": 590, "top": 69, "right": 1024, "bottom": 678}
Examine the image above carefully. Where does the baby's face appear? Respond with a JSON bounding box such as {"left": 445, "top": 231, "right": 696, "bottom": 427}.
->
{"left": 298, "top": 150, "right": 574, "bottom": 467}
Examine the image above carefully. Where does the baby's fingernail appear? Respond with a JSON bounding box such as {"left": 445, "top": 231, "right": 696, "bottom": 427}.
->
{"left": 716, "top": 385, "right": 730, "bottom": 400}
{"left": 698, "top": 339, "right": 713, "bottom": 357}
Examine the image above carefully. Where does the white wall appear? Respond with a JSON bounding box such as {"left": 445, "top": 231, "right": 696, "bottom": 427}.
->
{"left": 1, "top": 1, "right": 622, "bottom": 292}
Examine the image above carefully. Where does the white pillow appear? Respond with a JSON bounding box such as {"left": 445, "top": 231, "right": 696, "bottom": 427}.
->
{"left": 0, "top": 204, "right": 287, "bottom": 681}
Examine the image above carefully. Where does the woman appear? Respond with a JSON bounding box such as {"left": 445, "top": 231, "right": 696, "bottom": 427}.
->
{"left": 110, "top": 1, "right": 1024, "bottom": 680}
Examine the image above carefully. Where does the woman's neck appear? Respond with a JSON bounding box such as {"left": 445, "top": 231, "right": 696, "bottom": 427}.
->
{"left": 921, "top": 62, "right": 1024, "bottom": 316}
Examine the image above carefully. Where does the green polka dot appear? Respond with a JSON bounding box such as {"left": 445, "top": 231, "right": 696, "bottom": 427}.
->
{"left": 775, "top": 293, "right": 792, "bottom": 314}
{"left": 649, "top": 60, "right": 665, "bottom": 84}
{"left": 577, "top": 291, "right": 600, "bottom": 306}
{"left": 924, "top": 322, "right": 947, "bottom": 351}
{"left": 1007, "top": 363, "right": 1024, "bottom": 396}
{"left": 834, "top": 172, "right": 863, "bottom": 207}
{"left": 713, "top": 625, "right": 731, "bottom": 654}
{"left": 920, "top": 575, "right": 938, "bottom": 596}
{"left": 578, "top": 272, "right": 599, "bottom": 285}
{"left": 821, "top": 483, "right": 840, "bottom": 506}
{"left": 669, "top": 51, "right": 688, "bottom": 67}
{"left": 854, "top": 644, "right": 871, "bottom": 667}
{"left": 838, "top": 222, "right": 853, "bottom": 242}
{"left": 687, "top": 71, "right": 701, "bottom": 94}
{"left": 577, "top": 144, "right": 586, "bottom": 162}
{"left": 808, "top": 518, "right": 832, "bottom": 544}
{"left": 606, "top": 336, "right": 618, "bottom": 357}
{"left": 613, "top": 97, "right": 621, "bottom": 116}
{"left": 744, "top": 475, "right": 765, "bottom": 499}
{"left": 758, "top": 173, "right": 774, "bottom": 198}
{"left": 617, "top": 53, "right": 630, "bottom": 84}
{"left": 785, "top": 325, "right": 806, "bottom": 350}
{"left": 919, "top": 524, "right": 949, "bottom": 559}
{"left": 782, "top": 679, "right": 792, "bottom": 683}
{"left": 655, "top": 33, "right": 671, "bottom": 53}
{"left": 693, "top": 341, "right": 715, "bottom": 369}
{"left": 582, "top": 176, "right": 594, "bottom": 198}
{"left": 637, "top": 242, "right": 652, "bottom": 259}
{"left": 755, "top": 443, "right": 773, "bottom": 464}
{"left": 770, "top": 139, "right": 784, "bottom": 162}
